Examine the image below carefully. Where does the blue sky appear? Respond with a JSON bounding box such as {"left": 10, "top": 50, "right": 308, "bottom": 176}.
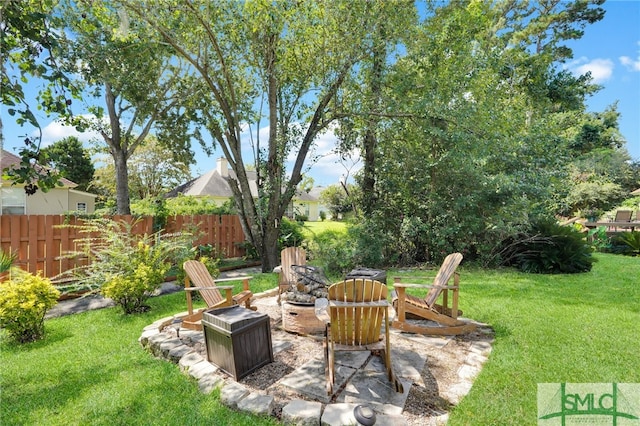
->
{"left": 2, "top": 1, "right": 639, "bottom": 187}
{"left": 563, "top": 0, "right": 640, "bottom": 162}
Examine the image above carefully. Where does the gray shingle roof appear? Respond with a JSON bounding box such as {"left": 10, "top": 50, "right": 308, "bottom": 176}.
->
{"left": 1, "top": 149, "right": 77, "bottom": 187}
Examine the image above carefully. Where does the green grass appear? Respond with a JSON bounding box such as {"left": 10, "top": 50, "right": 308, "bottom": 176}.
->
{"left": 2, "top": 254, "right": 638, "bottom": 425}
{"left": 1, "top": 282, "right": 280, "bottom": 426}
{"left": 421, "top": 253, "right": 639, "bottom": 425}
{"left": 301, "top": 220, "right": 348, "bottom": 239}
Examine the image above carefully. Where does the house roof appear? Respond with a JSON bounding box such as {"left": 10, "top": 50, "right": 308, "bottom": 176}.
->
{"left": 166, "top": 158, "right": 317, "bottom": 202}
{"left": 166, "top": 168, "right": 259, "bottom": 198}
{"left": 1, "top": 149, "right": 77, "bottom": 188}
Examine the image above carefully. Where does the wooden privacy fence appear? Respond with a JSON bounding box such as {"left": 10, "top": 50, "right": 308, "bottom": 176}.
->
{"left": 0, "top": 214, "right": 246, "bottom": 280}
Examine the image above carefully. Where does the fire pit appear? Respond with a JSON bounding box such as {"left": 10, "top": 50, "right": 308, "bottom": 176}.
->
{"left": 280, "top": 265, "right": 330, "bottom": 335}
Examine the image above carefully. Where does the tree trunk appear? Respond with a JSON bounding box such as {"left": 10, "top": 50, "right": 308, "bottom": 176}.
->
{"left": 104, "top": 83, "right": 131, "bottom": 215}
{"left": 113, "top": 149, "right": 131, "bottom": 215}
{"left": 261, "top": 223, "right": 280, "bottom": 273}
{"left": 361, "top": 27, "right": 386, "bottom": 216}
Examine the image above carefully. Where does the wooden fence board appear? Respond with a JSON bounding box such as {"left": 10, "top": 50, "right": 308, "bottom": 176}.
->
{"left": 0, "top": 214, "right": 246, "bottom": 280}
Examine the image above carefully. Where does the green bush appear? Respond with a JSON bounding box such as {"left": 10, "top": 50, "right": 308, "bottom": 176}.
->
{"left": 498, "top": 219, "right": 594, "bottom": 273}
{"left": 308, "top": 230, "right": 356, "bottom": 275}
{"left": 278, "top": 217, "right": 305, "bottom": 250}
{"left": 349, "top": 219, "right": 388, "bottom": 267}
{"left": 613, "top": 231, "right": 640, "bottom": 256}
{"left": 586, "top": 225, "right": 612, "bottom": 252}
{"left": 60, "top": 218, "right": 194, "bottom": 311}
{"left": 101, "top": 241, "right": 170, "bottom": 314}
{"left": 0, "top": 270, "right": 60, "bottom": 343}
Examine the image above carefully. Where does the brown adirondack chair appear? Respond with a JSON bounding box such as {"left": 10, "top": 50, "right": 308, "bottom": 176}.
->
{"left": 315, "top": 278, "right": 404, "bottom": 395}
{"left": 277, "top": 247, "right": 306, "bottom": 302}
{"left": 182, "top": 260, "right": 254, "bottom": 331}
{"left": 391, "top": 252, "right": 476, "bottom": 335}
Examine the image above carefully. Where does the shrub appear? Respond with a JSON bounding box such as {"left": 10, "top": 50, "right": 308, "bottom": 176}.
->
{"left": 278, "top": 217, "right": 305, "bottom": 250}
{"left": 349, "top": 219, "right": 388, "bottom": 267}
{"left": 308, "top": 230, "right": 356, "bottom": 276}
{"left": 0, "top": 270, "right": 60, "bottom": 343}
{"left": 101, "top": 241, "right": 170, "bottom": 314}
{"left": 585, "top": 225, "right": 614, "bottom": 253}
{"left": 498, "top": 219, "right": 594, "bottom": 273}
{"left": 613, "top": 231, "right": 640, "bottom": 256}
{"left": 60, "top": 218, "right": 193, "bottom": 312}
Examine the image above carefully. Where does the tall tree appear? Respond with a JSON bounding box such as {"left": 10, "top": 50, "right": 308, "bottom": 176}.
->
{"left": 90, "top": 136, "right": 191, "bottom": 202}
{"left": 121, "top": 0, "right": 405, "bottom": 270}
{"left": 58, "top": 1, "right": 196, "bottom": 214}
{"left": 334, "top": 1, "right": 416, "bottom": 216}
{"left": 364, "top": 0, "right": 606, "bottom": 264}
{"left": 1, "top": 0, "right": 81, "bottom": 193}
{"left": 41, "top": 136, "right": 95, "bottom": 191}
{"left": 124, "top": 136, "right": 192, "bottom": 200}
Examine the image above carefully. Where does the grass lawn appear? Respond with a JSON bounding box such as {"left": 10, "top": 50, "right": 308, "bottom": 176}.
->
{"left": 301, "top": 220, "right": 347, "bottom": 239}
{"left": 1, "top": 253, "right": 638, "bottom": 425}
{"left": 443, "top": 253, "right": 640, "bottom": 425}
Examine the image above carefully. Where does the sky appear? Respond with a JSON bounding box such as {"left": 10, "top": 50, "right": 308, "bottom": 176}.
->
{"left": 1, "top": 1, "right": 639, "bottom": 188}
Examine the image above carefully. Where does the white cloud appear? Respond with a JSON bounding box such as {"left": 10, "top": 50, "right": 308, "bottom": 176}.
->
{"left": 39, "top": 115, "right": 102, "bottom": 147}
{"left": 302, "top": 127, "right": 361, "bottom": 186}
{"left": 620, "top": 55, "right": 640, "bottom": 71}
{"left": 620, "top": 40, "right": 640, "bottom": 72}
{"left": 236, "top": 123, "right": 361, "bottom": 186}
{"left": 566, "top": 57, "right": 614, "bottom": 84}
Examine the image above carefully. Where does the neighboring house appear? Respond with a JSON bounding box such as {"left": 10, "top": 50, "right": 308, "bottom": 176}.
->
{"left": 167, "top": 157, "right": 321, "bottom": 221}
{"left": 1, "top": 149, "right": 97, "bottom": 215}
{"left": 309, "top": 186, "right": 331, "bottom": 220}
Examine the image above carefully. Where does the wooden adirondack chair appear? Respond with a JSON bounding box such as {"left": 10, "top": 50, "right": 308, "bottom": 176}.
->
{"left": 277, "top": 247, "right": 306, "bottom": 302}
{"left": 182, "top": 260, "right": 254, "bottom": 331}
{"left": 315, "top": 278, "right": 404, "bottom": 395}
{"left": 391, "top": 252, "right": 476, "bottom": 336}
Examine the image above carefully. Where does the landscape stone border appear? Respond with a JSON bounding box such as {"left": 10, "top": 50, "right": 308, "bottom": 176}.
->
{"left": 139, "top": 288, "right": 494, "bottom": 425}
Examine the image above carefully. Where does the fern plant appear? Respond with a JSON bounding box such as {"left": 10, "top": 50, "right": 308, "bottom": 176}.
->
{"left": 614, "top": 231, "right": 640, "bottom": 256}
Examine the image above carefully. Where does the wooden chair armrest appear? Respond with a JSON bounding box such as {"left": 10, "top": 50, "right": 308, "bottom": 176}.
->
{"left": 393, "top": 283, "right": 459, "bottom": 290}
{"left": 215, "top": 276, "right": 252, "bottom": 291}
{"left": 214, "top": 276, "right": 254, "bottom": 283}
{"left": 184, "top": 285, "right": 235, "bottom": 291}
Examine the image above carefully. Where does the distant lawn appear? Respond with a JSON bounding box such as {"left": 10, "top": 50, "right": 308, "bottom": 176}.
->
{"left": 1, "top": 253, "right": 638, "bottom": 425}
{"left": 302, "top": 220, "right": 348, "bottom": 239}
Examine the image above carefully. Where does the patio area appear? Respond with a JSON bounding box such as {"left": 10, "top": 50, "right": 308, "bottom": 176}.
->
{"left": 140, "top": 285, "right": 493, "bottom": 425}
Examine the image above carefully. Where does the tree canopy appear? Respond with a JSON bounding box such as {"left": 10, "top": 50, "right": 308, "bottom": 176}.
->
{"left": 4, "top": 0, "right": 632, "bottom": 270}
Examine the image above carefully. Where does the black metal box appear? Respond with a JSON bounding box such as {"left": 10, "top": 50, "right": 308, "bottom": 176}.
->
{"left": 345, "top": 268, "right": 387, "bottom": 285}
{"left": 202, "top": 305, "right": 273, "bottom": 381}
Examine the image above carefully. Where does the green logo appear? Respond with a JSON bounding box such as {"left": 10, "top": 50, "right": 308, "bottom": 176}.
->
{"left": 538, "top": 383, "right": 640, "bottom": 425}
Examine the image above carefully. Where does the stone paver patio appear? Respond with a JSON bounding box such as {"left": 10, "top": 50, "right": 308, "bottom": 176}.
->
{"left": 139, "top": 287, "right": 494, "bottom": 425}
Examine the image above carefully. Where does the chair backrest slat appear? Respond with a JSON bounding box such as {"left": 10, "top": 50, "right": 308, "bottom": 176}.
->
{"left": 280, "top": 247, "right": 306, "bottom": 285}
{"left": 328, "top": 278, "right": 388, "bottom": 346}
{"left": 424, "top": 252, "right": 463, "bottom": 307}
{"left": 183, "top": 260, "right": 224, "bottom": 306}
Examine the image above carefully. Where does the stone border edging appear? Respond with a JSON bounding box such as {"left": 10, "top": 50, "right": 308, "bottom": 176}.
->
{"left": 138, "top": 289, "right": 493, "bottom": 425}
